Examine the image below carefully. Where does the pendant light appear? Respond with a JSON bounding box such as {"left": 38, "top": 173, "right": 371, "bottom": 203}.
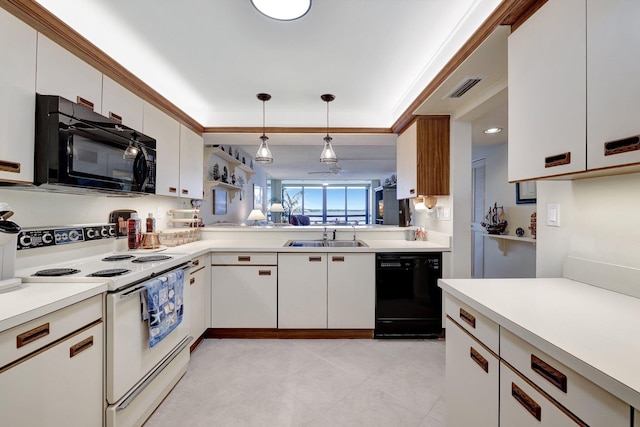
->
{"left": 255, "top": 93, "right": 273, "bottom": 164}
{"left": 320, "top": 94, "right": 337, "bottom": 164}
{"left": 251, "top": 0, "right": 311, "bottom": 21}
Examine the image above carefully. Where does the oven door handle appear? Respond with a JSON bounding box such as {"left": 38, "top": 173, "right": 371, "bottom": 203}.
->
{"left": 118, "top": 265, "right": 191, "bottom": 299}
{"left": 116, "top": 335, "right": 193, "bottom": 411}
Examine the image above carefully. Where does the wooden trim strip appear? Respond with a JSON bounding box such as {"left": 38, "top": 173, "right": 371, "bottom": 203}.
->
{"left": 203, "top": 126, "right": 393, "bottom": 134}
{"left": 205, "top": 328, "right": 374, "bottom": 339}
{"left": 391, "top": 0, "right": 546, "bottom": 134}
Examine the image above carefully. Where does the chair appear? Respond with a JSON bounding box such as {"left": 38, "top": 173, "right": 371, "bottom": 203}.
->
{"left": 289, "top": 215, "right": 311, "bottom": 226}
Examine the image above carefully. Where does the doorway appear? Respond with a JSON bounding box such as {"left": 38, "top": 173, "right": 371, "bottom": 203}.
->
{"left": 471, "top": 158, "right": 486, "bottom": 278}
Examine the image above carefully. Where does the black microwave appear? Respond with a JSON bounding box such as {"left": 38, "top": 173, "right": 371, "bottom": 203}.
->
{"left": 34, "top": 94, "right": 156, "bottom": 196}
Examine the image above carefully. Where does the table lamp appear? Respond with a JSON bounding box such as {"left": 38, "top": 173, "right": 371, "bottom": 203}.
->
{"left": 247, "top": 209, "right": 266, "bottom": 226}
{"left": 269, "top": 203, "right": 285, "bottom": 223}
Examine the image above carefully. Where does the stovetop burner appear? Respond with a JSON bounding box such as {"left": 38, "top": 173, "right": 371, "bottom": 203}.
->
{"left": 87, "top": 268, "right": 131, "bottom": 277}
{"left": 102, "top": 254, "right": 136, "bottom": 262}
{"left": 132, "top": 255, "right": 173, "bottom": 263}
{"left": 33, "top": 268, "right": 81, "bottom": 277}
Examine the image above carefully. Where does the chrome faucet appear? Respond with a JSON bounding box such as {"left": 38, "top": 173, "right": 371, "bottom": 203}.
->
{"left": 332, "top": 229, "right": 337, "bottom": 240}
{"left": 323, "top": 227, "right": 327, "bottom": 242}
{"left": 352, "top": 225, "right": 356, "bottom": 241}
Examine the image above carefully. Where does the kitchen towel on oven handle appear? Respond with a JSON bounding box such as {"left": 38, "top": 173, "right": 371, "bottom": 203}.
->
{"left": 141, "top": 269, "right": 185, "bottom": 348}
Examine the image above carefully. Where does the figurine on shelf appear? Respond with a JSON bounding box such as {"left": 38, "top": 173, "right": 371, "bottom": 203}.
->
{"left": 211, "top": 163, "right": 220, "bottom": 181}
{"left": 242, "top": 156, "right": 246, "bottom": 164}
{"left": 220, "top": 145, "right": 224, "bottom": 152}
{"left": 529, "top": 212, "right": 537, "bottom": 239}
{"left": 235, "top": 151, "right": 240, "bottom": 160}
{"left": 481, "top": 202, "right": 508, "bottom": 235}
{"left": 231, "top": 173, "right": 236, "bottom": 185}
{"left": 221, "top": 166, "right": 228, "bottom": 183}
{"left": 250, "top": 159, "right": 254, "bottom": 169}
{"left": 228, "top": 146, "right": 233, "bottom": 157}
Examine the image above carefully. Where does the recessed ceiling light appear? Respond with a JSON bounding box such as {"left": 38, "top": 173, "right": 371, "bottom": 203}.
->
{"left": 251, "top": 0, "right": 312, "bottom": 21}
{"left": 483, "top": 127, "right": 503, "bottom": 134}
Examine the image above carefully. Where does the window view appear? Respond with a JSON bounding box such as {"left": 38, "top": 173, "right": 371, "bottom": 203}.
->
{"left": 281, "top": 184, "right": 370, "bottom": 224}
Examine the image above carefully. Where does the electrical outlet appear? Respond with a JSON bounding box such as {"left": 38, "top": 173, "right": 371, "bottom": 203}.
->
{"left": 156, "top": 207, "right": 164, "bottom": 219}
{"left": 547, "top": 203, "right": 560, "bottom": 227}
{"left": 436, "top": 206, "right": 444, "bottom": 220}
{"left": 442, "top": 208, "right": 451, "bottom": 221}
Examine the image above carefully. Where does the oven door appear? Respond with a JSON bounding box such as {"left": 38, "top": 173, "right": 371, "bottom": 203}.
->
{"left": 106, "top": 266, "right": 189, "bottom": 404}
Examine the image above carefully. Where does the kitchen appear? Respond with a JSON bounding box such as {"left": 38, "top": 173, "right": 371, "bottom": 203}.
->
{"left": 1, "top": 0, "right": 640, "bottom": 426}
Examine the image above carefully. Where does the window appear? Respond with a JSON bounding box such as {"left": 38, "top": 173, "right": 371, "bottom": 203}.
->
{"left": 281, "top": 183, "right": 370, "bottom": 224}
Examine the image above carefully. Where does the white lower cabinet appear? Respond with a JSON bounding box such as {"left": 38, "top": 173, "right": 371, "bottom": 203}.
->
{"left": 327, "top": 253, "right": 374, "bottom": 328}
{"left": 278, "top": 253, "right": 327, "bottom": 328}
{"left": 211, "top": 253, "right": 277, "bottom": 328}
{"left": 501, "top": 360, "right": 583, "bottom": 426}
{"left": 0, "top": 322, "right": 103, "bottom": 427}
{"left": 445, "top": 317, "right": 498, "bottom": 426}
{"left": 188, "top": 254, "right": 210, "bottom": 339}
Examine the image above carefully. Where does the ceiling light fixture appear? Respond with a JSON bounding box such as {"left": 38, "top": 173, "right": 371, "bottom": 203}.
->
{"left": 483, "top": 127, "right": 503, "bottom": 134}
{"left": 320, "top": 94, "right": 337, "bottom": 164}
{"left": 255, "top": 93, "right": 273, "bottom": 164}
{"left": 251, "top": 0, "right": 311, "bottom": 21}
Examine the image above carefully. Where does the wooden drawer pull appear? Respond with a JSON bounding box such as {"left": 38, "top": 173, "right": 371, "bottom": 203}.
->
{"left": 0, "top": 159, "right": 20, "bottom": 173}
{"left": 459, "top": 308, "right": 476, "bottom": 328}
{"left": 192, "top": 259, "right": 200, "bottom": 266}
{"left": 258, "top": 270, "right": 272, "bottom": 276}
{"left": 409, "top": 188, "right": 416, "bottom": 194}
{"left": 76, "top": 96, "right": 94, "bottom": 111}
{"left": 109, "top": 111, "right": 123, "bottom": 123}
{"left": 531, "top": 354, "right": 567, "bottom": 393}
{"left": 190, "top": 277, "right": 196, "bottom": 285}
{"left": 332, "top": 256, "right": 345, "bottom": 262}
{"left": 545, "top": 152, "right": 571, "bottom": 168}
{"left": 181, "top": 189, "right": 189, "bottom": 195}
{"left": 169, "top": 187, "right": 177, "bottom": 193}
{"left": 309, "top": 256, "right": 322, "bottom": 262}
{"left": 604, "top": 135, "right": 640, "bottom": 156}
{"left": 470, "top": 347, "right": 488, "bottom": 373}
{"left": 69, "top": 336, "right": 93, "bottom": 358}
{"left": 238, "top": 256, "right": 251, "bottom": 262}
{"left": 17, "top": 323, "right": 50, "bottom": 348}
{"left": 512, "top": 382, "right": 541, "bottom": 421}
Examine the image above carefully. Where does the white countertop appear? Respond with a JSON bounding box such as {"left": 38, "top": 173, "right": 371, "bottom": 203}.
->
{"left": 439, "top": 277, "right": 640, "bottom": 409}
{"left": 0, "top": 281, "right": 107, "bottom": 333}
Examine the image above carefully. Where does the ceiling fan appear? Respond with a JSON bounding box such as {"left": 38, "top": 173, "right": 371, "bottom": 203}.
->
{"left": 308, "top": 164, "right": 351, "bottom": 177}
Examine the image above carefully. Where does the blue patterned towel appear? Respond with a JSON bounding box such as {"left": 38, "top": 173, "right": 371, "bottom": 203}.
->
{"left": 143, "top": 269, "right": 184, "bottom": 348}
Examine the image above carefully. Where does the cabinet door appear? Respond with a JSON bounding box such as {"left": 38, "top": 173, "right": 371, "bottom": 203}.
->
{"left": 0, "top": 8, "right": 36, "bottom": 183}
{"left": 179, "top": 125, "right": 204, "bottom": 199}
{"left": 188, "top": 255, "right": 210, "bottom": 338}
{"left": 102, "top": 75, "right": 143, "bottom": 130}
{"left": 396, "top": 121, "right": 417, "bottom": 199}
{"left": 36, "top": 34, "right": 103, "bottom": 113}
{"left": 143, "top": 102, "right": 180, "bottom": 196}
{"left": 445, "top": 318, "right": 498, "bottom": 426}
{"left": 508, "top": 0, "right": 586, "bottom": 181}
{"left": 0, "top": 322, "right": 103, "bottom": 427}
{"left": 327, "top": 253, "right": 374, "bottom": 328}
{"left": 278, "top": 253, "right": 327, "bottom": 329}
{"left": 500, "top": 361, "right": 586, "bottom": 426}
{"left": 586, "top": 0, "right": 640, "bottom": 169}
{"left": 211, "top": 265, "right": 277, "bottom": 328}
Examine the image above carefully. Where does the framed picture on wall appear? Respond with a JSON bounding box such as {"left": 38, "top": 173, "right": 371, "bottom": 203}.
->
{"left": 253, "top": 184, "right": 263, "bottom": 209}
{"left": 212, "top": 188, "right": 227, "bottom": 214}
{"left": 516, "top": 181, "right": 536, "bottom": 204}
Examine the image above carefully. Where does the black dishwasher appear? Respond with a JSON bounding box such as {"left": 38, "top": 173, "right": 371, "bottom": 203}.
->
{"left": 375, "top": 252, "right": 442, "bottom": 338}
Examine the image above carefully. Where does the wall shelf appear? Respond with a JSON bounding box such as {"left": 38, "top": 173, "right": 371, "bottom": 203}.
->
{"left": 208, "top": 146, "right": 255, "bottom": 179}
{"left": 483, "top": 233, "right": 536, "bottom": 255}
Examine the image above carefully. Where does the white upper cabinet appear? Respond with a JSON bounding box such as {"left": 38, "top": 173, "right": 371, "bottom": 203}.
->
{"left": 586, "top": 0, "right": 640, "bottom": 169}
{"left": 509, "top": 0, "right": 640, "bottom": 181}
{"left": 0, "top": 8, "right": 36, "bottom": 183}
{"left": 36, "top": 34, "right": 103, "bottom": 113}
{"left": 508, "top": 0, "right": 586, "bottom": 181}
{"left": 396, "top": 121, "right": 418, "bottom": 199}
{"left": 102, "top": 76, "right": 143, "bottom": 130}
{"left": 179, "top": 125, "right": 204, "bottom": 199}
{"left": 143, "top": 102, "right": 180, "bottom": 197}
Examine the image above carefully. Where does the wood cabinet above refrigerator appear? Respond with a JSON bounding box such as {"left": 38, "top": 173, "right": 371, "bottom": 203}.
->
{"left": 396, "top": 116, "right": 450, "bottom": 200}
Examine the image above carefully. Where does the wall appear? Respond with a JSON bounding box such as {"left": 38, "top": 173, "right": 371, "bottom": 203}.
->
{"left": 537, "top": 172, "right": 640, "bottom": 276}
{"left": 472, "top": 143, "right": 536, "bottom": 278}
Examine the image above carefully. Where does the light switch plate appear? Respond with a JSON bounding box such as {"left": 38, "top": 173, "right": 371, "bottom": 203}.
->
{"left": 547, "top": 203, "right": 560, "bottom": 227}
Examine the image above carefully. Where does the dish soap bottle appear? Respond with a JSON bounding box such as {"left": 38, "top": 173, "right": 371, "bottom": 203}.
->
{"left": 146, "top": 213, "right": 155, "bottom": 233}
{"left": 127, "top": 213, "right": 141, "bottom": 250}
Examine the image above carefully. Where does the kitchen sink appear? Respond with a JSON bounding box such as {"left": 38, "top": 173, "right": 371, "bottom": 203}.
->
{"left": 284, "top": 240, "right": 368, "bottom": 248}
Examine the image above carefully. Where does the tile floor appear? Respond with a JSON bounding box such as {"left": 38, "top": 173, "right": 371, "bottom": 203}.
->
{"left": 145, "top": 338, "right": 446, "bottom": 427}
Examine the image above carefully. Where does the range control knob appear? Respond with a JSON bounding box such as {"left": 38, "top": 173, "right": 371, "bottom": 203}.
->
{"left": 42, "top": 232, "right": 53, "bottom": 244}
{"left": 19, "top": 234, "right": 32, "bottom": 247}
{"left": 86, "top": 229, "right": 96, "bottom": 239}
{"left": 101, "top": 227, "right": 110, "bottom": 237}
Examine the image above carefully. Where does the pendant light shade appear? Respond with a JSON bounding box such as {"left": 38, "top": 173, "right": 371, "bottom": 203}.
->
{"left": 255, "top": 93, "right": 273, "bottom": 164}
{"left": 320, "top": 94, "right": 337, "bottom": 164}
{"left": 251, "top": 0, "right": 311, "bottom": 21}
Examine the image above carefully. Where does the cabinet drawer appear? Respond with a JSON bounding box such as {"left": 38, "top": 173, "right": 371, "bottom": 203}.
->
{"left": 211, "top": 253, "right": 277, "bottom": 265}
{"left": 501, "top": 329, "right": 629, "bottom": 426}
{"left": 501, "top": 361, "right": 586, "bottom": 426}
{"left": 0, "top": 295, "right": 102, "bottom": 368}
{"left": 444, "top": 293, "right": 498, "bottom": 354}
